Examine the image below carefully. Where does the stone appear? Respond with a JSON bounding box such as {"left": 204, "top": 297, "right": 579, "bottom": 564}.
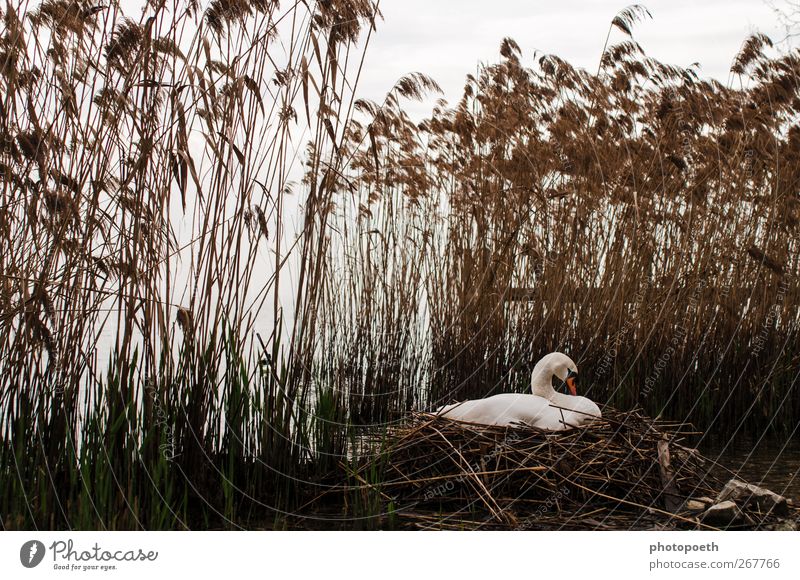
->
{"left": 701, "top": 500, "right": 742, "bottom": 525}
{"left": 769, "top": 520, "right": 798, "bottom": 531}
{"left": 685, "top": 500, "right": 707, "bottom": 512}
{"left": 717, "top": 479, "right": 789, "bottom": 517}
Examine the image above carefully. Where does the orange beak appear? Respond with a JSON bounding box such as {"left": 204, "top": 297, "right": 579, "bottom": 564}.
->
{"left": 566, "top": 376, "right": 577, "bottom": 396}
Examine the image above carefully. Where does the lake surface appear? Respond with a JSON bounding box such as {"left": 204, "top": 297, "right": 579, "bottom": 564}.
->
{"left": 700, "top": 435, "right": 800, "bottom": 501}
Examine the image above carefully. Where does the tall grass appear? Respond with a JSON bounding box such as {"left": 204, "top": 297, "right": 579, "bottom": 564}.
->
{"left": 0, "top": 0, "right": 384, "bottom": 529}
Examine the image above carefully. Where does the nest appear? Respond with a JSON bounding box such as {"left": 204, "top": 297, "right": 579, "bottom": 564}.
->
{"left": 348, "top": 407, "right": 794, "bottom": 530}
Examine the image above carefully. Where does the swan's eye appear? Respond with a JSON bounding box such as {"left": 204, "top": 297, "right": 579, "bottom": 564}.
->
{"left": 553, "top": 370, "right": 579, "bottom": 393}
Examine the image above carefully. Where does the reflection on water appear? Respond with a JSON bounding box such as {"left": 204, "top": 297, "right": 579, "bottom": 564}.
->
{"left": 700, "top": 435, "right": 800, "bottom": 501}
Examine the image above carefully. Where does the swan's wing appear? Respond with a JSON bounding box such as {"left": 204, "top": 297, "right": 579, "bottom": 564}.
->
{"left": 562, "top": 398, "right": 602, "bottom": 426}
{"left": 439, "top": 394, "right": 527, "bottom": 426}
{"left": 576, "top": 397, "right": 602, "bottom": 419}
{"left": 511, "top": 396, "right": 573, "bottom": 430}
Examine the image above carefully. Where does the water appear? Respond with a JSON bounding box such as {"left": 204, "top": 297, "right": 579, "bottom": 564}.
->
{"left": 700, "top": 435, "right": 800, "bottom": 501}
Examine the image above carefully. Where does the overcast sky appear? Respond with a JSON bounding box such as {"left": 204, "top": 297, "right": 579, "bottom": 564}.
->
{"left": 356, "top": 0, "right": 793, "bottom": 119}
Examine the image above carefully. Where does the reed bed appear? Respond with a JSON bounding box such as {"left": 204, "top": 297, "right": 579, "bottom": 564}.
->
{"left": 342, "top": 409, "right": 797, "bottom": 530}
{"left": 325, "top": 8, "right": 800, "bottom": 436}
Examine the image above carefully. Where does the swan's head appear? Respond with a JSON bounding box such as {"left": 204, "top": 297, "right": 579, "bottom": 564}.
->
{"left": 531, "top": 352, "right": 579, "bottom": 397}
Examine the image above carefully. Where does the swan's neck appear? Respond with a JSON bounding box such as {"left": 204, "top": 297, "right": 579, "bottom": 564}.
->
{"left": 531, "top": 355, "right": 573, "bottom": 406}
{"left": 531, "top": 366, "right": 559, "bottom": 400}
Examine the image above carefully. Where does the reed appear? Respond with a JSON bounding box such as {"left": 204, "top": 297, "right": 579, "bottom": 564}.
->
{"left": 0, "top": 0, "right": 382, "bottom": 529}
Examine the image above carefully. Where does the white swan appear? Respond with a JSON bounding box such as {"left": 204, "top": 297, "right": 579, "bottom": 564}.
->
{"left": 436, "top": 352, "right": 601, "bottom": 430}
